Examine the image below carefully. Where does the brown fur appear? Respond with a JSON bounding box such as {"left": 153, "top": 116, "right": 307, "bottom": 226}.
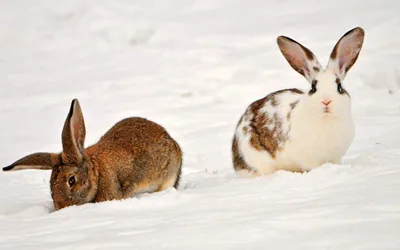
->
{"left": 232, "top": 89, "right": 303, "bottom": 172}
{"left": 287, "top": 100, "right": 300, "bottom": 120}
{"left": 248, "top": 111, "right": 285, "bottom": 158}
{"left": 231, "top": 136, "right": 253, "bottom": 173}
{"left": 3, "top": 153, "right": 61, "bottom": 171}
{"left": 3, "top": 99, "right": 182, "bottom": 210}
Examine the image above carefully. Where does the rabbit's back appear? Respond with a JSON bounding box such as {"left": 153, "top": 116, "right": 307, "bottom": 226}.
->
{"left": 86, "top": 117, "right": 182, "bottom": 200}
{"left": 99, "top": 117, "right": 171, "bottom": 144}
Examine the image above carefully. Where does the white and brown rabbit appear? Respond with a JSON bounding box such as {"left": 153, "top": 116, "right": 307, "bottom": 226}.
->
{"left": 3, "top": 99, "right": 182, "bottom": 210}
{"left": 232, "top": 27, "right": 365, "bottom": 176}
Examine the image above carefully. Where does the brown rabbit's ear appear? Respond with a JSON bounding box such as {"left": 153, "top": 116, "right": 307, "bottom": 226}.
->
{"left": 277, "top": 36, "right": 322, "bottom": 83}
{"left": 3, "top": 153, "right": 61, "bottom": 171}
{"left": 61, "top": 99, "right": 86, "bottom": 163}
{"left": 328, "top": 27, "right": 365, "bottom": 81}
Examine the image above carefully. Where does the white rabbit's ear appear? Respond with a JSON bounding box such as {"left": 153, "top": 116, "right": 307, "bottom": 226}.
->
{"left": 61, "top": 99, "right": 86, "bottom": 163}
{"left": 328, "top": 27, "right": 365, "bottom": 81}
{"left": 277, "top": 36, "right": 322, "bottom": 82}
{"left": 3, "top": 153, "right": 61, "bottom": 171}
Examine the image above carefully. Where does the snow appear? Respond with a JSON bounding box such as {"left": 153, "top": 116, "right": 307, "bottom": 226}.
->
{"left": 1, "top": 0, "right": 400, "bottom": 249}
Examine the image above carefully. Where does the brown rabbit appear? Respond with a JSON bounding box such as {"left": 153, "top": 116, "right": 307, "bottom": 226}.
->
{"left": 3, "top": 99, "right": 182, "bottom": 210}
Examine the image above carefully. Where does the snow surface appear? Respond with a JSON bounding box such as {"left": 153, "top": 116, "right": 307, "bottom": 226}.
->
{"left": 1, "top": 0, "right": 400, "bottom": 249}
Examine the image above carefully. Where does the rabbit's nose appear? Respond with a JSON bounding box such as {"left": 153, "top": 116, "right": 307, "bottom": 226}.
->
{"left": 322, "top": 100, "right": 332, "bottom": 106}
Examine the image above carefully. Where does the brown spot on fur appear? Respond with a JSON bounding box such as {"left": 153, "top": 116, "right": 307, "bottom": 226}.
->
{"left": 270, "top": 95, "right": 279, "bottom": 106}
{"left": 287, "top": 100, "right": 299, "bottom": 120}
{"left": 313, "top": 67, "right": 320, "bottom": 72}
{"left": 243, "top": 126, "right": 249, "bottom": 135}
{"left": 246, "top": 89, "right": 303, "bottom": 158}
{"left": 232, "top": 136, "right": 254, "bottom": 173}
{"left": 232, "top": 89, "right": 303, "bottom": 171}
{"left": 303, "top": 46, "right": 315, "bottom": 60}
{"left": 248, "top": 112, "right": 273, "bottom": 153}
{"left": 290, "top": 100, "right": 300, "bottom": 109}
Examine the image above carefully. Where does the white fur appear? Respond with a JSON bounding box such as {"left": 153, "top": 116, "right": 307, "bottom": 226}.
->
{"left": 235, "top": 71, "right": 355, "bottom": 174}
{"left": 234, "top": 28, "right": 363, "bottom": 175}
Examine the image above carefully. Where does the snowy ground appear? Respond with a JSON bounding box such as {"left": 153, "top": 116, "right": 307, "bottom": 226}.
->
{"left": 1, "top": 0, "right": 400, "bottom": 249}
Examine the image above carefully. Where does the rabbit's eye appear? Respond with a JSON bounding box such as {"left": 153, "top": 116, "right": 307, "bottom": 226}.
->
{"left": 68, "top": 176, "right": 76, "bottom": 187}
{"left": 309, "top": 80, "right": 317, "bottom": 95}
{"left": 337, "top": 83, "right": 345, "bottom": 94}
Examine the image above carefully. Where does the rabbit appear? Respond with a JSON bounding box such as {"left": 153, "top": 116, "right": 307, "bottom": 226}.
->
{"left": 232, "top": 27, "right": 365, "bottom": 176}
{"left": 3, "top": 99, "right": 183, "bottom": 210}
